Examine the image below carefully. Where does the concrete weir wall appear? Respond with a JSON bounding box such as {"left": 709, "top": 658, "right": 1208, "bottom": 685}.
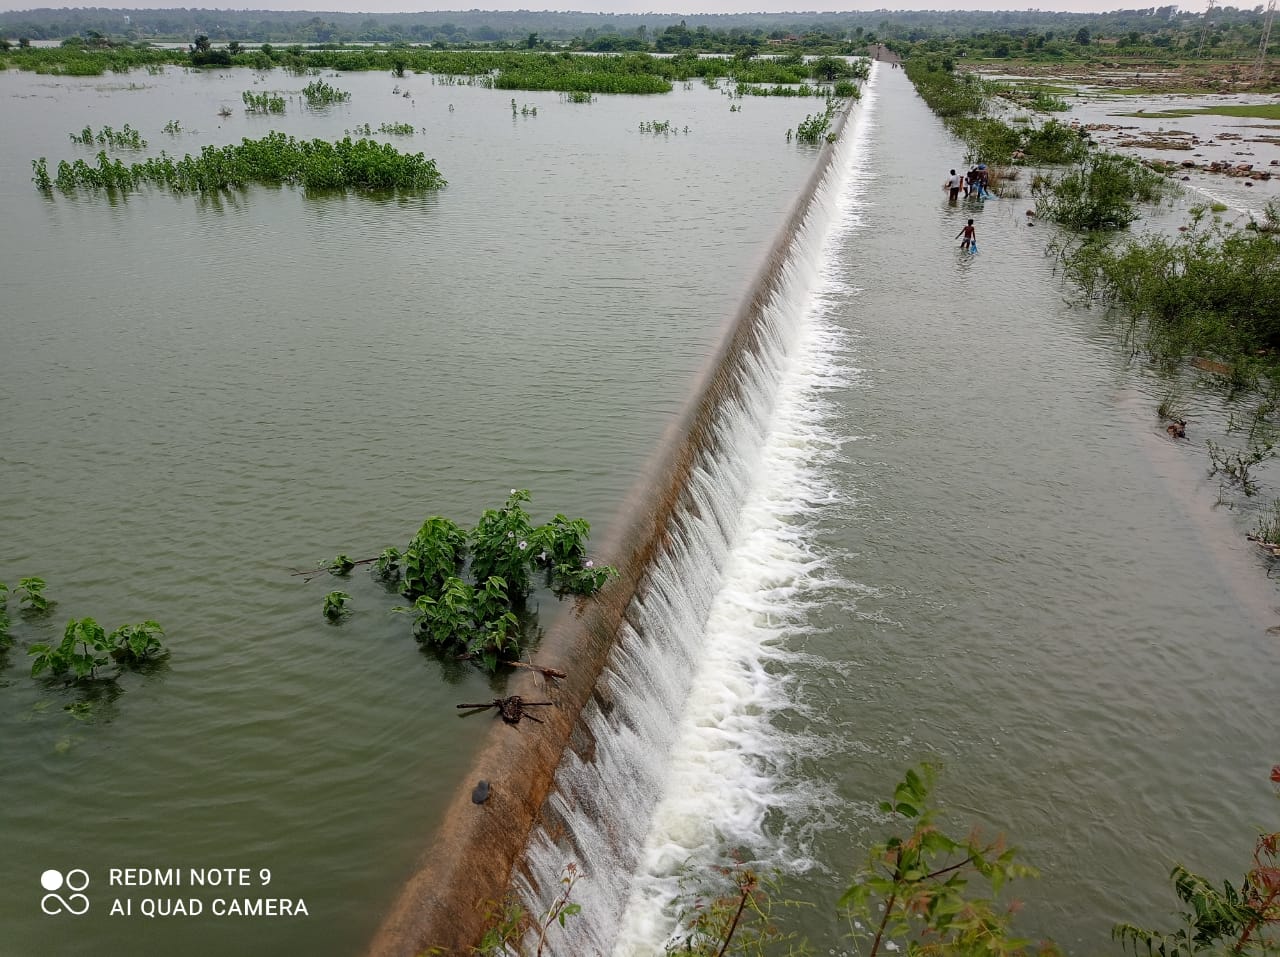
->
{"left": 365, "top": 95, "right": 858, "bottom": 957}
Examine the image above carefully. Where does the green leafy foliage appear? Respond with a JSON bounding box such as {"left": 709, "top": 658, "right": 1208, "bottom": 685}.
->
{"left": 322, "top": 591, "right": 351, "bottom": 621}
{"left": 401, "top": 517, "right": 467, "bottom": 600}
{"left": 1033, "top": 152, "right": 1168, "bottom": 231}
{"left": 1061, "top": 204, "right": 1280, "bottom": 370}
{"left": 69, "top": 123, "right": 147, "bottom": 149}
{"left": 322, "top": 490, "right": 615, "bottom": 672}
{"left": 469, "top": 489, "right": 536, "bottom": 597}
{"left": 373, "top": 546, "right": 402, "bottom": 582}
{"left": 328, "top": 554, "right": 356, "bottom": 575}
{"left": 301, "top": 78, "right": 351, "bottom": 105}
{"left": 1113, "top": 831, "right": 1280, "bottom": 956}
{"left": 474, "top": 863, "right": 582, "bottom": 957}
{"left": 28, "top": 616, "right": 165, "bottom": 682}
{"left": 794, "top": 101, "right": 839, "bottom": 144}
{"left": 31, "top": 157, "right": 52, "bottom": 190}
{"left": 15, "top": 576, "right": 52, "bottom": 614}
{"left": 839, "top": 765, "right": 1057, "bottom": 956}
{"left": 36, "top": 130, "right": 447, "bottom": 195}
{"left": 407, "top": 573, "right": 518, "bottom": 671}
{"left": 242, "top": 90, "right": 286, "bottom": 113}
{"left": 108, "top": 620, "right": 166, "bottom": 664}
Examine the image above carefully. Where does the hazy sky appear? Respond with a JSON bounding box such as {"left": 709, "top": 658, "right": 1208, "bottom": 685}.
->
{"left": 0, "top": 1, "right": 1217, "bottom": 16}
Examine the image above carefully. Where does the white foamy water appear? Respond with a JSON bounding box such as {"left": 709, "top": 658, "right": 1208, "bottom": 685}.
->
{"left": 612, "top": 77, "right": 880, "bottom": 957}
{"left": 516, "top": 68, "right": 881, "bottom": 956}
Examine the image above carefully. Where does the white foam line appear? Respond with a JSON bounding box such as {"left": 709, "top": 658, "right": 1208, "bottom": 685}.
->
{"left": 610, "top": 70, "right": 881, "bottom": 954}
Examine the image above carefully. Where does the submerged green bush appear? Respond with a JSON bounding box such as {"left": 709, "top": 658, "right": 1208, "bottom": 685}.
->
{"left": 324, "top": 490, "right": 617, "bottom": 672}
{"left": 1034, "top": 152, "right": 1168, "bottom": 231}
{"left": 33, "top": 130, "right": 446, "bottom": 195}
{"left": 1062, "top": 206, "right": 1280, "bottom": 366}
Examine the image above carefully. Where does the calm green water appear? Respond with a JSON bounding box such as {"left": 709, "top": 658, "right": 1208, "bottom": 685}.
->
{"left": 0, "top": 65, "right": 821, "bottom": 957}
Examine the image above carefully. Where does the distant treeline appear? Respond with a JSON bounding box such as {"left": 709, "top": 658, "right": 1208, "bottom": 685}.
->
{"left": 0, "top": 5, "right": 1270, "bottom": 49}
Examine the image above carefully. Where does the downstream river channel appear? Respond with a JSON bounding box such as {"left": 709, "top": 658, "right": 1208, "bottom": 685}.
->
{"left": 1, "top": 60, "right": 1277, "bottom": 957}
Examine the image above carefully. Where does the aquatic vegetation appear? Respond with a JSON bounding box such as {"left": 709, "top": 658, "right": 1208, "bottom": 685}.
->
{"left": 638, "top": 120, "right": 687, "bottom": 135}
{"left": 905, "top": 56, "right": 1090, "bottom": 167}
{"left": 1064, "top": 211, "right": 1280, "bottom": 364}
{"left": 69, "top": 124, "right": 147, "bottom": 149}
{"left": 794, "top": 102, "right": 840, "bottom": 145}
{"left": 15, "top": 576, "right": 52, "bottom": 614}
{"left": 903, "top": 55, "right": 989, "bottom": 116}
{"left": 242, "top": 90, "right": 285, "bottom": 113}
{"left": 1253, "top": 499, "right": 1280, "bottom": 546}
{"left": 33, "top": 131, "right": 447, "bottom": 195}
{"left": 29, "top": 617, "right": 166, "bottom": 682}
{"left": 736, "top": 82, "right": 826, "bottom": 97}
{"left": 561, "top": 90, "right": 594, "bottom": 104}
{"left": 1116, "top": 104, "right": 1280, "bottom": 121}
{"left": 1207, "top": 439, "right": 1274, "bottom": 497}
{"left": 163, "top": 120, "right": 182, "bottom": 134}
{"left": 840, "top": 765, "right": 1053, "bottom": 956}
{"left": 322, "top": 591, "right": 351, "bottom": 621}
{"left": 996, "top": 83, "right": 1072, "bottom": 112}
{"left": 347, "top": 121, "right": 416, "bottom": 136}
{"left": 319, "top": 490, "right": 615, "bottom": 673}
{"left": 301, "top": 79, "right": 351, "bottom": 105}
{"left": 1033, "top": 152, "right": 1168, "bottom": 231}
{"left": 31, "top": 157, "right": 52, "bottom": 191}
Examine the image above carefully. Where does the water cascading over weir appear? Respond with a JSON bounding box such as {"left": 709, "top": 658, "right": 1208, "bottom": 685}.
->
{"left": 366, "top": 69, "right": 876, "bottom": 957}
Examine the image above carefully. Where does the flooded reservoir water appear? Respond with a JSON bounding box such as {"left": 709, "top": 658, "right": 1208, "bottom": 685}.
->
{"left": 0, "top": 65, "right": 820, "bottom": 957}
{"left": 1, "top": 60, "right": 1277, "bottom": 957}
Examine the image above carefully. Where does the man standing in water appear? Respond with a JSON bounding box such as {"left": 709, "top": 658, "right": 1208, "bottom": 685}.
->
{"left": 944, "top": 169, "right": 963, "bottom": 203}
{"left": 956, "top": 219, "right": 977, "bottom": 251}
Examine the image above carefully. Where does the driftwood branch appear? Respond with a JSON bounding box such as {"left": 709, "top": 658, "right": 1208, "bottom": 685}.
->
{"left": 291, "top": 555, "right": 382, "bottom": 579}
{"left": 456, "top": 696, "right": 553, "bottom": 725}
{"left": 454, "top": 654, "right": 566, "bottom": 680}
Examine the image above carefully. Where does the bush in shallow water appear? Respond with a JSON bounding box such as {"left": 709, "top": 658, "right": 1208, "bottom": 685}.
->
{"left": 29, "top": 617, "right": 166, "bottom": 682}
{"left": 69, "top": 123, "right": 147, "bottom": 149}
{"left": 15, "top": 576, "right": 53, "bottom": 614}
{"left": 301, "top": 78, "right": 351, "bottom": 105}
{"left": 242, "top": 90, "right": 285, "bottom": 113}
{"left": 1033, "top": 152, "right": 1168, "bottom": 231}
{"left": 36, "top": 131, "right": 447, "bottom": 194}
{"left": 1061, "top": 210, "right": 1280, "bottom": 366}
{"left": 795, "top": 102, "right": 839, "bottom": 144}
{"left": 322, "top": 591, "right": 351, "bottom": 621}
{"left": 320, "top": 490, "right": 615, "bottom": 673}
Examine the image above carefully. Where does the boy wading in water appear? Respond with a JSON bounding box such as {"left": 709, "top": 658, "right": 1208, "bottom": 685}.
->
{"left": 956, "top": 219, "right": 976, "bottom": 251}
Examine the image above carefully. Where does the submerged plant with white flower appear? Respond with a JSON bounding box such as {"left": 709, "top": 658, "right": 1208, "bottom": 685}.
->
{"left": 313, "top": 489, "right": 615, "bottom": 672}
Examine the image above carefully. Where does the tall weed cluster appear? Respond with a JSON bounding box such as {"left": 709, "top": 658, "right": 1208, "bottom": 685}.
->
{"left": 32, "top": 131, "right": 446, "bottom": 194}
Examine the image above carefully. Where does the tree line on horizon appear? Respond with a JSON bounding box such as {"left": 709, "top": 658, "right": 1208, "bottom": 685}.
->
{"left": 1, "top": 4, "right": 1274, "bottom": 53}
